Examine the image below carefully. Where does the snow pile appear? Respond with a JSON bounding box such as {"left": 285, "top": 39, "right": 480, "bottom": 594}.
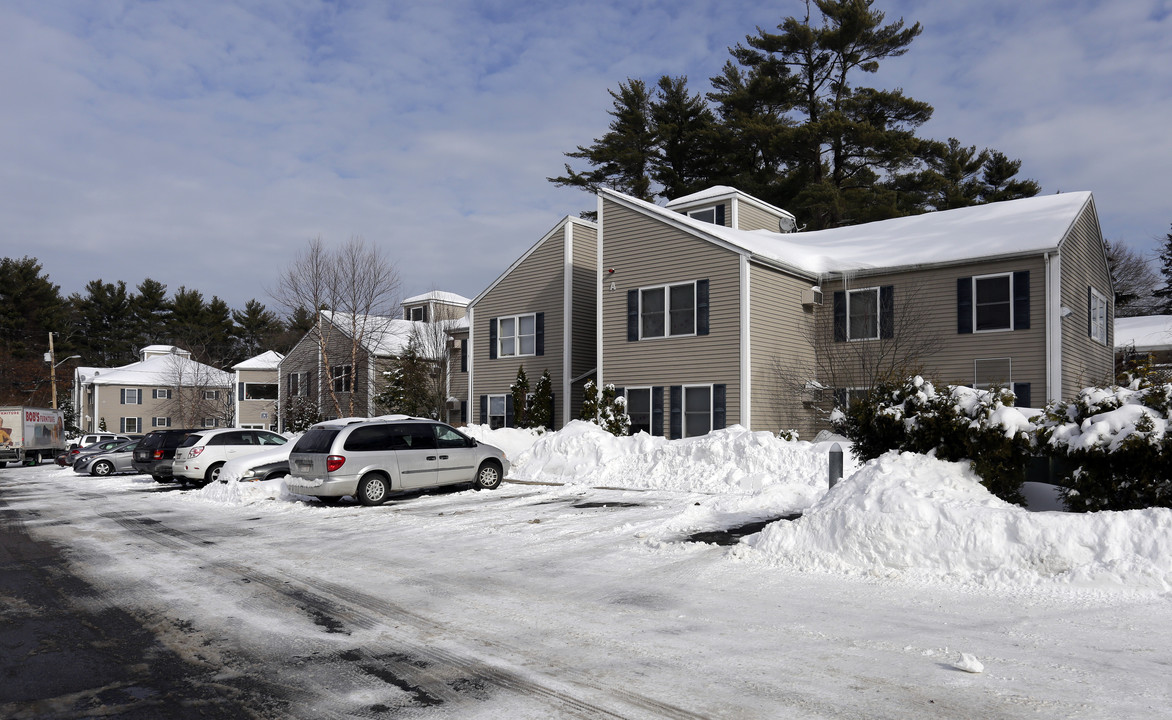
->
{"left": 509, "top": 421, "right": 829, "bottom": 495}
{"left": 195, "top": 476, "right": 291, "bottom": 504}
{"left": 460, "top": 424, "right": 544, "bottom": 460}
{"left": 742, "top": 452, "right": 1172, "bottom": 591}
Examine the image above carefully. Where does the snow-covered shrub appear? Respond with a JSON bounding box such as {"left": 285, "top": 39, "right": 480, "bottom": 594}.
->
{"left": 832, "top": 377, "right": 1034, "bottom": 505}
{"left": 1037, "top": 383, "right": 1172, "bottom": 511}
{"left": 579, "top": 380, "right": 630, "bottom": 436}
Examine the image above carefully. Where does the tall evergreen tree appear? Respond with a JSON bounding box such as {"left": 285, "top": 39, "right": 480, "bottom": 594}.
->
{"left": 0, "top": 257, "right": 66, "bottom": 358}
{"left": 232, "top": 299, "right": 285, "bottom": 360}
{"left": 69, "top": 280, "right": 137, "bottom": 366}
{"left": 1154, "top": 224, "right": 1172, "bottom": 314}
{"left": 131, "top": 278, "right": 171, "bottom": 348}
{"left": 649, "top": 76, "right": 726, "bottom": 199}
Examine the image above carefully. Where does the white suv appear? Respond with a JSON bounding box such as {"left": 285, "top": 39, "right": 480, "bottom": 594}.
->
{"left": 172, "top": 429, "right": 287, "bottom": 485}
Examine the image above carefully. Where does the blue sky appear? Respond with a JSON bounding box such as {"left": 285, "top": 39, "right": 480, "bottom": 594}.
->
{"left": 2, "top": 0, "right": 1169, "bottom": 314}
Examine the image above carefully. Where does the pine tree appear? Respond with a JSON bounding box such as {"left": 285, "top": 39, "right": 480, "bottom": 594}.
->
{"left": 232, "top": 299, "right": 285, "bottom": 359}
{"left": 528, "top": 370, "right": 554, "bottom": 430}
{"left": 510, "top": 365, "right": 530, "bottom": 429}
{"left": 1154, "top": 224, "right": 1172, "bottom": 314}
{"left": 131, "top": 278, "right": 170, "bottom": 349}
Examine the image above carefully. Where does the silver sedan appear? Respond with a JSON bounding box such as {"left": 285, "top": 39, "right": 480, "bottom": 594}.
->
{"left": 73, "top": 440, "right": 141, "bottom": 476}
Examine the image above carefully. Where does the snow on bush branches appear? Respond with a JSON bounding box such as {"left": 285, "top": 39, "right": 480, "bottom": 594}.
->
{"left": 833, "top": 375, "right": 1172, "bottom": 511}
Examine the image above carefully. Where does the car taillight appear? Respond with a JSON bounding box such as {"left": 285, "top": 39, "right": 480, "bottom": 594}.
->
{"left": 189, "top": 446, "right": 204, "bottom": 457}
{"left": 326, "top": 455, "right": 346, "bottom": 472}
{"left": 153, "top": 449, "right": 164, "bottom": 460}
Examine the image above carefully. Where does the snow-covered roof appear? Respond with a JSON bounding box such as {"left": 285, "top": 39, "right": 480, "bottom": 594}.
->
{"left": 402, "top": 291, "right": 470, "bottom": 306}
{"left": 664, "top": 185, "right": 796, "bottom": 222}
{"left": 320, "top": 311, "right": 427, "bottom": 357}
{"left": 233, "top": 350, "right": 285, "bottom": 371}
{"left": 608, "top": 189, "right": 1094, "bottom": 277}
{"left": 1115, "top": 315, "right": 1172, "bottom": 352}
{"left": 77, "top": 355, "right": 231, "bottom": 387}
{"left": 139, "top": 344, "right": 190, "bottom": 360}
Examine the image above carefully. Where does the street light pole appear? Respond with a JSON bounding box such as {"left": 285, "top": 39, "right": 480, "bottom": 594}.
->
{"left": 45, "top": 332, "right": 81, "bottom": 410}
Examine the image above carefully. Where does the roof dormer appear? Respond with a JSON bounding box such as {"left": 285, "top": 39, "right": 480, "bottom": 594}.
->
{"left": 665, "top": 186, "right": 797, "bottom": 233}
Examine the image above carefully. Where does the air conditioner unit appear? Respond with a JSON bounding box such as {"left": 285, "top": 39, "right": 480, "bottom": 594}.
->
{"left": 801, "top": 287, "right": 824, "bottom": 307}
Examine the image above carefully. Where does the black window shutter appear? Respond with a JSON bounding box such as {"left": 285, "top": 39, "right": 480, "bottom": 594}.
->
{"left": 460, "top": 400, "right": 467, "bottom": 424}
{"left": 880, "top": 286, "right": 894, "bottom": 339}
{"left": 505, "top": 395, "right": 514, "bottom": 428}
{"left": 652, "top": 386, "right": 664, "bottom": 437}
{"left": 715, "top": 204, "right": 726, "bottom": 226}
{"left": 696, "top": 279, "right": 710, "bottom": 336}
{"left": 713, "top": 385, "right": 726, "bottom": 429}
{"left": 1013, "top": 271, "right": 1030, "bottom": 329}
{"left": 669, "top": 386, "right": 682, "bottom": 440}
{"left": 535, "top": 313, "right": 544, "bottom": 356}
{"left": 489, "top": 318, "right": 498, "bottom": 359}
{"left": 1012, "top": 383, "right": 1031, "bottom": 408}
{"left": 1087, "top": 287, "right": 1094, "bottom": 338}
{"left": 422, "top": 306, "right": 429, "bottom": 322}
{"left": 479, "top": 395, "right": 487, "bottom": 424}
{"left": 833, "top": 291, "right": 846, "bottom": 342}
{"left": 615, "top": 387, "right": 624, "bottom": 398}
{"left": 460, "top": 339, "right": 467, "bottom": 372}
{"left": 957, "top": 278, "right": 973, "bottom": 334}
{"left": 627, "top": 290, "right": 639, "bottom": 342}
{"left": 120, "top": 389, "right": 125, "bottom": 404}
{"left": 238, "top": 382, "right": 245, "bottom": 401}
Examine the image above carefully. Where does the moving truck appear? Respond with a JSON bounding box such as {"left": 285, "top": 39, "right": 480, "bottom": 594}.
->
{"left": 0, "top": 406, "right": 66, "bottom": 466}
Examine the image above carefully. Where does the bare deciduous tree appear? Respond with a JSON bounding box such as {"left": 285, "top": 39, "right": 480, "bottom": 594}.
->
{"left": 1105, "top": 239, "right": 1159, "bottom": 317}
{"left": 271, "top": 236, "right": 402, "bottom": 417}
{"left": 159, "top": 353, "right": 232, "bottom": 428}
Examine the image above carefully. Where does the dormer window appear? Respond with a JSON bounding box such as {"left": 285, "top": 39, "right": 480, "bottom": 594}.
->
{"left": 687, "top": 203, "right": 728, "bottom": 226}
{"left": 407, "top": 306, "right": 428, "bottom": 322}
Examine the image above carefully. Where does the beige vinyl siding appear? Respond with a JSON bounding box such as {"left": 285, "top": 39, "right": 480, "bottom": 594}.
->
{"left": 1059, "top": 202, "right": 1115, "bottom": 395}
{"left": 820, "top": 255, "right": 1049, "bottom": 397}
{"left": 737, "top": 201, "right": 784, "bottom": 233}
{"left": 472, "top": 229, "right": 566, "bottom": 427}
{"left": 448, "top": 329, "right": 469, "bottom": 422}
{"left": 571, "top": 222, "right": 598, "bottom": 380}
{"left": 318, "top": 328, "right": 373, "bottom": 418}
{"left": 96, "top": 386, "right": 171, "bottom": 432}
{"left": 748, "top": 263, "right": 820, "bottom": 437}
{"left": 236, "top": 368, "right": 279, "bottom": 427}
{"left": 601, "top": 199, "right": 742, "bottom": 432}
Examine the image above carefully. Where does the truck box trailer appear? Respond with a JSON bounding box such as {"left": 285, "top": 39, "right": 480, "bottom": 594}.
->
{"left": 0, "top": 406, "right": 67, "bottom": 466}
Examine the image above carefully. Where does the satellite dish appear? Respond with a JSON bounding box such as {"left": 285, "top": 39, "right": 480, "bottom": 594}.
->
{"left": 778, "top": 216, "right": 796, "bottom": 233}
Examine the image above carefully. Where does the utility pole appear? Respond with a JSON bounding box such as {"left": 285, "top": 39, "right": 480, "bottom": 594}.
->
{"left": 48, "top": 332, "right": 58, "bottom": 409}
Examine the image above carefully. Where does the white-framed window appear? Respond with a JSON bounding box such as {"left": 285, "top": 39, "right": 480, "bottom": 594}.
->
{"left": 834, "top": 387, "right": 869, "bottom": 407}
{"left": 498, "top": 314, "right": 536, "bottom": 357}
{"left": 121, "top": 389, "right": 141, "bottom": 405}
{"left": 1089, "top": 288, "right": 1109, "bottom": 345}
{"left": 288, "top": 372, "right": 305, "bottom": 397}
{"left": 243, "top": 383, "right": 278, "bottom": 400}
{"left": 683, "top": 384, "right": 712, "bottom": 438}
{"left": 640, "top": 282, "right": 696, "bottom": 339}
{"left": 152, "top": 417, "right": 171, "bottom": 428}
{"left": 203, "top": 390, "right": 220, "bottom": 400}
{"left": 153, "top": 388, "right": 172, "bottom": 400}
{"left": 626, "top": 387, "right": 652, "bottom": 435}
{"left": 973, "top": 273, "right": 1014, "bottom": 332}
{"left": 488, "top": 395, "right": 507, "bottom": 430}
{"left": 240, "top": 424, "right": 265, "bottom": 430}
{"left": 331, "top": 365, "right": 352, "bottom": 393}
{"left": 688, "top": 207, "right": 718, "bottom": 224}
{"left": 202, "top": 417, "right": 217, "bottom": 428}
{"left": 847, "top": 287, "right": 880, "bottom": 340}
{"left": 409, "top": 306, "right": 425, "bottom": 321}
{"left": 121, "top": 417, "right": 141, "bottom": 433}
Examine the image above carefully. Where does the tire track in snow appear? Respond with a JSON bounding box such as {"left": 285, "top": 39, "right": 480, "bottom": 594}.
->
{"left": 100, "top": 510, "right": 711, "bottom": 720}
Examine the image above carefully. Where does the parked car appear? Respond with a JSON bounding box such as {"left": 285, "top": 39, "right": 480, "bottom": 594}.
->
{"left": 133, "top": 429, "right": 200, "bottom": 482}
{"left": 172, "top": 429, "right": 288, "bottom": 485}
{"left": 62, "top": 433, "right": 136, "bottom": 465}
{"left": 55, "top": 443, "right": 79, "bottom": 466}
{"left": 287, "top": 418, "right": 508, "bottom": 506}
{"left": 73, "top": 440, "right": 140, "bottom": 477}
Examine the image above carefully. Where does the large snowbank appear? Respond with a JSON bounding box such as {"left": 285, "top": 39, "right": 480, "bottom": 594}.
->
{"left": 504, "top": 421, "right": 831, "bottom": 495}
{"left": 741, "top": 451, "right": 1172, "bottom": 591}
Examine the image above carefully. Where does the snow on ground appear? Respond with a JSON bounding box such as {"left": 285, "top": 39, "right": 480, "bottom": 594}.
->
{"left": 740, "top": 451, "right": 1172, "bottom": 592}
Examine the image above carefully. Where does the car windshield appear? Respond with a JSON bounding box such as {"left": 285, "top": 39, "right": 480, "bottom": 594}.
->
{"left": 139, "top": 433, "right": 165, "bottom": 449}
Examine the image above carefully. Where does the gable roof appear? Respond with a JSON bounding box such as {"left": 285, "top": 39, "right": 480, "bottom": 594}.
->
{"left": 664, "top": 185, "right": 797, "bottom": 226}
{"left": 320, "top": 311, "right": 424, "bottom": 357}
{"left": 470, "top": 215, "right": 597, "bottom": 307}
{"left": 604, "top": 188, "right": 1095, "bottom": 277}
{"left": 77, "top": 354, "right": 231, "bottom": 388}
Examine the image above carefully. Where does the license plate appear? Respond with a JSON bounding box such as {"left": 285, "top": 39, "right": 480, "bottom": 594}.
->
{"left": 295, "top": 461, "right": 312, "bottom": 472}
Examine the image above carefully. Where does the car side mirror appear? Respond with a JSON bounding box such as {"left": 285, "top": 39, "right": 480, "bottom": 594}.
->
{"left": 469, "top": 438, "right": 478, "bottom": 447}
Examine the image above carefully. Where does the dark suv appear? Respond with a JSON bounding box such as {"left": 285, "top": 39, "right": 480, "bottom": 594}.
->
{"left": 133, "top": 429, "right": 200, "bottom": 482}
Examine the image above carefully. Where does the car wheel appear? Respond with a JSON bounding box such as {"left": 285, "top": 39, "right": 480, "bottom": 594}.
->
{"left": 91, "top": 460, "right": 114, "bottom": 477}
{"left": 475, "top": 461, "right": 503, "bottom": 490}
{"left": 152, "top": 475, "right": 172, "bottom": 484}
{"left": 357, "top": 473, "right": 389, "bottom": 506}
{"left": 205, "top": 463, "right": 225, "bottom": 484}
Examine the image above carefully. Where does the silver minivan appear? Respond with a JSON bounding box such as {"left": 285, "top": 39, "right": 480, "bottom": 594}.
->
{"left": 286, "top": 418, "right": 509, "bottom": 505}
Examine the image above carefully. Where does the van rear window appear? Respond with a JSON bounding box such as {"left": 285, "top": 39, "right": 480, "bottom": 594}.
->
{"left": 293, "top": 428, "right": 340, "bottom": 454}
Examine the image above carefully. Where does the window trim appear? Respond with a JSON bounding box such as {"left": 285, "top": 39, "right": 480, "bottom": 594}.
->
{"left": 288, "top": 371, "right": 306, "bottom": 397}
{"left": 242, "top": 382, "right": 279, "bottom": 401}
{"left": 638, "top": 281, "right": 697, "bottom": 340}
{"left": 1089, "top": 287, "right": 1109, "bottom": 345}
{"left": 972, "top": 272, "right": 1015, "bottom": 333}
{"left": 331, "top": 365, "right": 353, "bottom": 393}
{"left": 846, "top": 287, "right": 881, "bottom": 341}
{"left": 203, "top": 390, "right": 220, "bottom": 400}
{"left": 487, "top": 394, "right": 508, "bottom": 429}
{"left": 687, "top": 207, "right": 718, "bottom": 224}
{"left": 122, "top": 417, "right": 141, "bottom": 433}
{"left": 153, "top": 388, "right": 171, "bottom": 400}
{"left": 202, "top": 417, "right": 217, "bottom": 428}
{"left": 497, "top": 313, "right": 537, "bottom": 358}
{"left": 409, "top": 306, "right": 425, "bottom": 322}
{"left": 121, "top": 389, "right": 141, "bottom": 405}
{"left": 152, "top": 416, "right": 171, "bottom": 428}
